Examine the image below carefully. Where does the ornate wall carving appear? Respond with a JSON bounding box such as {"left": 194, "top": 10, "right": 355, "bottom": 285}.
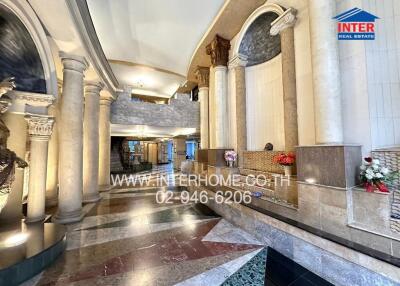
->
{"left": 195, "top": 67, "right": 210, "bottom": 88}
{"left": 206, "top": 35, "right": 231, "bottom": 67}
{"left": 0, "top": 4, "right": 46, "bottom": 93}
{"left": 239, "top": 12, "right": 281, "bottom": 66}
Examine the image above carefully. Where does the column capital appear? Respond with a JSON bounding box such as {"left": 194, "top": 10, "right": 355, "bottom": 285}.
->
{"left": 206, "top": 35, "right": 231, "bottom": 67}
{"left": 270, "top": 7, "right": 297, "bottom": 36}
{"left": 59, "top": 51, "right": 89, "bottom": 74}
{"left": 100, "top": 95, "right": 114, "bottom": 106}
{"left": 25, "top": 115, "right": 54, "bottom": 140}
{"left": 85, "top": 81, "right": 104, "bottom": 96}
{"left": 195, "top": 66, "right": 210, "bottom": 88}
{"left": 228, "top": 54, "right": 248, "bottom": 69}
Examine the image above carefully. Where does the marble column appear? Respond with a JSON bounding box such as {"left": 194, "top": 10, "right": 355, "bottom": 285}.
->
{"left": 45, "top": 81, "right": 62, "bottom": 207}
{"left": 98, "top": 94, "right": 113, "bottom": 191}
{"left": 25, "top": 115, "right": 54, "bottom": 223}
{"left": 195, "top": 67, "right": 210, "bottom": 149}
{"left": 0, "top": 112, "right": 27, "bottom": 221}
{"left": 308, "top": 0, "right": 343, "bottom": 144}
{"left": 271, "top": 8, "right": 299, "bottom": 151}
{"left": 83, "top": 81, "right": 103, "bottom": 202}
{"left": 53, "top": 52, "right": 88, "bottom": 224}
{"left": 206, "top": 35, "right": 230, "bottom": 149}
{"left": 229, "top": 54, "right": 248, "bottom": 167}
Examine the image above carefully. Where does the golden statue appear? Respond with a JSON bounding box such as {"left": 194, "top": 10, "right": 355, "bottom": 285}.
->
{"left": 0, "top": 77, "right": 28, "bottom": 213}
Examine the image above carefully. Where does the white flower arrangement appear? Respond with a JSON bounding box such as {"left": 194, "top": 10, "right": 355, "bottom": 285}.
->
{"left": 360, "top": 157, "right": 391, "bottom": 192}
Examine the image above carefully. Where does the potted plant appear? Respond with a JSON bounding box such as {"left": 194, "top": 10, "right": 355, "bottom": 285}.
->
{"left": 273, "top": 152, "right": 296, "bottom": 176}
{"left": 224, "top": 150, "right": 237, "bottom": 168}
{"left": 360, "top": 157, "right": 397, "bottom": 193}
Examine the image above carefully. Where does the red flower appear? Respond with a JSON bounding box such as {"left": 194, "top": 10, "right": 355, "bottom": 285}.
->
{"left": 273, "top": 152, "right": 296, "bottom": 166}
{"left": 375, "top": 182, "right": 389, "bottom": 193}
{"left": 364, "top": 157, "right": 373, "bottom": 163}
{"left": 364, "top": 182, "right": 374, "bottom": 192}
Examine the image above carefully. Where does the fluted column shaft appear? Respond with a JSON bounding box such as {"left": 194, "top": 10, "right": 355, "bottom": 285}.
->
{"left": 214, "top": 66, "right": 228, "bottom": 148}
{"left": 54, "top": 52, "right": 88, "bottom": 224}
{"left": 98, "top": 96, "right": 113, "bottom": 191}
{"left": 206, "top": 35, "right": 230, "bottom": 149}
{"left": 199, "top": 87, "right": 209, "bottom": 149}
{"left": 271, "top": 8, "right": 299, "bottom": 151}
{"left": 229, "top": 54, "right": 247, "bottom": 166}
{"left": 45, "top": 93, "right": 60, "bottom": 207}
{"left": 195, "top": 67, "right": 210, "bottom": 149}
{"left": 308, "top": 0, "right": 343, "bottom": 144}
{"left": 83, "top": 82, "right": 103, "bottom": 202}
{"left": 25, "top": 116, "right": 54, "bottom": 223}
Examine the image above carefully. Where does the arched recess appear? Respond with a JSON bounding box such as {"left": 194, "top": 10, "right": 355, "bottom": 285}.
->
{"left": 0, "top": 0, "right": 58, "bottom": 96}
{"left": 233, "top": 3, "right": 286, "bottom": 151}
{"left": 233, "top": 3, "right": 285, "bottom": 57}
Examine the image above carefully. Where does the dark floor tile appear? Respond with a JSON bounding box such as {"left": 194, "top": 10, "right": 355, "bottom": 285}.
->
{"left": 265, "top": 248, "right": 308, "bottom": 286}
{"left": 299, "top": 272, "right": 333, "bottom": 286}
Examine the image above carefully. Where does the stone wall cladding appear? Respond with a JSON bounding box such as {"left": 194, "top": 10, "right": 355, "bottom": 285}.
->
{"left": 111, "top": 93, "right": 200, "bottom": 129}
{"left": 372, "top": 149, "right": 400, "bottom": 186}
{"left": 372, "top": 149, "right": 400, "bottom": 233}
{"left": 242, "top": 151, "right": 284, "bottom": 174}
{"left": 188, "top": 185, "right": 400, "bottom": 286}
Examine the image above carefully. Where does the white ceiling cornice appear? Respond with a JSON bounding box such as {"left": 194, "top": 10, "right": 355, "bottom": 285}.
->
{"left": 66, "top": 0, "right": 120, "bottom": 95}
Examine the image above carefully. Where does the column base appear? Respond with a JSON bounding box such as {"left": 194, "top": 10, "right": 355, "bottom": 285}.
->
{"left": 83, "top": 193, "right": 102, "bottom": 203}
{"left": 296, "top": 144, "right": 362, "bottom": 188}
{"left": 52, "top": 209, "right": 84, "bottom": 224}
{"left": 99, "top": 184, "right": 112, "bottom": 192}
{"left": 25, "top": 214, "right": 46, "bottom": 223}
{"left": 45, "top": 197, "right": 58, "bottom": 207}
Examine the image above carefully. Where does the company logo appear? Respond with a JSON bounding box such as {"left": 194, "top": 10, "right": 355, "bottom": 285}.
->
{"left": 333, "top": 8, "right": 379, "bottom": 40}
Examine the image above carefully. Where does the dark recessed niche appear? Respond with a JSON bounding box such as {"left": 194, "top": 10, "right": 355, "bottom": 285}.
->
{"left": 239, "top": 12, "right": 281, "bottom": 67}
{"left": 0, "top": 4, "right": 46, "bottom": 93}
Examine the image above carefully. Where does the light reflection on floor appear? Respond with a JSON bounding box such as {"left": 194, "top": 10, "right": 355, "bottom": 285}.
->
{"left": 25, "top": 165, "right": 264, "bottom": 286}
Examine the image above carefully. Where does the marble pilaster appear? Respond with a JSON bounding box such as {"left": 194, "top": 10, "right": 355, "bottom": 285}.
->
{"left": 214, "top": 66, "right": 228, "bottom": 149}
{"left": 308, "top": 0, "right": 343, "bottom": 144}
{"left": 206, "top": 35, "right": 231, "bottom": 149}
{"left": 229, "top": 54, "right": 247, "bottom": 167}
{"left": 25, "top": 115, "right": 54, "bottom": 223}
{"left": 195, "top": 67, "right": 210, "bottom": 149}
{"left": 98, "top": 94, "right": 113, "bottom": 191}
{"left": 45, "top": 80, "right": 62, "bottom": 207}
{"left": 53, "top": 52, "right": 88, "bottom": 224}
{"left": 83, "top": 81, "right": 103, "bottom": 202}
{"left": 271, "top": 8, "right": 299, "bottom": 152}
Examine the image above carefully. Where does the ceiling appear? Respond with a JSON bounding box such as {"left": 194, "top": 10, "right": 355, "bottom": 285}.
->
{"left": 87, "top": 0, "right": 225, "bottom": 97}
{"left": 187, "top": 0, "right": 266, "bottom": 82}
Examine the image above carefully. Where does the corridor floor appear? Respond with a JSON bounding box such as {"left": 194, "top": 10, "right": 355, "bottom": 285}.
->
{"left": 25, "top": 165, "right": 333, "bottom": 286}
{"left": 24, "top": 166, "right": 266, "bottom": 286}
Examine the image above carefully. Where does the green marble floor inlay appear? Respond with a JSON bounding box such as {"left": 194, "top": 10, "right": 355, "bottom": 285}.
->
{"left": 221, "top": 248, "right": 267, "bottom": 286}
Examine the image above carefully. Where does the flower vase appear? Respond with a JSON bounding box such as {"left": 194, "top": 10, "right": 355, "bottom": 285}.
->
{"left": 375, "top": 182, "right": 389, "bottom": 193}
{"left": 228, "top": 161, "right": 234, "bottom": 168}
{"left": 364, "top": 182, "right": 374, "bottom": 192}
{"left": 284, "top": 165, "right": 292, "bottom": 176}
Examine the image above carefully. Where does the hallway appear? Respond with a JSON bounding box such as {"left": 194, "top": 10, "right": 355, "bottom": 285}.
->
{"left": 23, "top": 166, "right": 334, "bottom": 286}
{"left": 26, "top": 167, "right": 266, "bottom": 285}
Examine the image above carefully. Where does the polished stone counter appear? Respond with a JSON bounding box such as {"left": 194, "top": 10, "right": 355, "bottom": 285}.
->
{"left": 0, "top": 222, "right": 66, "bottom": 285}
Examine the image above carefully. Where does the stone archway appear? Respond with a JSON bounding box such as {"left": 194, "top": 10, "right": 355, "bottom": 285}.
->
{"left": 232, "top": 3, "right": 298, "bottom": 152}
{"left": 0, "top": 0, "right": 58, "bottom": 222}
{"left": 0, "top": 0, "right": 58, "bottom": 96}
